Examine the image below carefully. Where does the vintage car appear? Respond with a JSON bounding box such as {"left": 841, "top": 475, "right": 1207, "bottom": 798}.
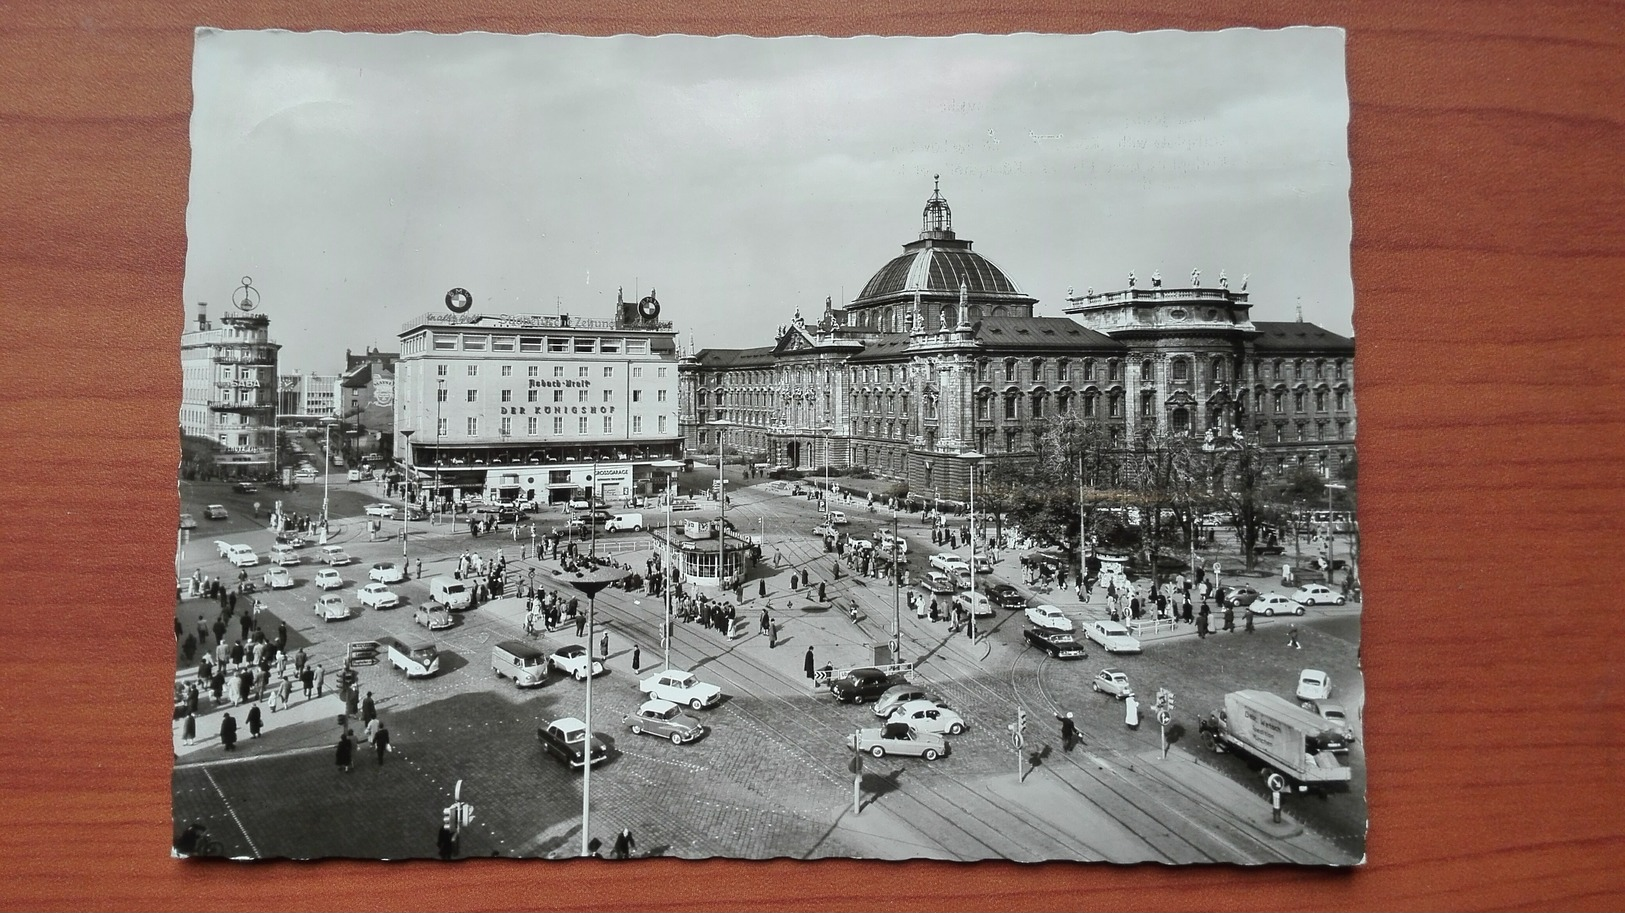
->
{"left": 549, "top": 644, "right": 607, "bottom": 681}
{"left": 262, "top": 566, "right": 296, "bottom": 590}
{"left": 929, "top": 553, "right": 969, "bottom": 574}
{"left": 872, "top": 684, "right": 931, "bottom": 718}
{"left": 178, "top": 513, "right": 197, "bottom": 531}
{"left": 984, "top": 583, "right": 1026, "bottom": 610}
{"left": 887, "top": 699, "right": 966, "bottom": 736}
{"left": 1296, "top": 669, "right": 1333, "bottom": 702}
{"left": 356, "top": 583, "right": 400, "bottom": 610}
{"left": 829, "top": 667, "right": 899, "bottom": 705}
{"left": 1220, "top": 584, "right": 1261, "bottom": 608}
{"left": 951, "top": 591, "right": 996, "bottom": 618}
{"left": 414, "top": 602, "right": 454, "bottom": 630}
{"left": 638, "top": 669, "right": 722, "bottom": 709}
{"left": 1083, "top": 620, "right": 1143, "bottom": 654}
{"left": 1291, "top": 584, "right": 1347, "bottom": 606}
{"left": 369, "top": 562, "right": 406, "bottom": 583}
{"left": 1248, "top": 593, "right": 1304, "bottom": 616}
{"left": 1025, "top": 604, "right": 1074, "bottom": 632}
{"left": 537, "top": 717, "right": 608, "bottom": 770}
{"left": 313, "top": 568, "right": 344, "bottom": 590}
{"left": 1091, "top": 668, "right": 1134, "bottom": 699}
{"left": 205, "top": 504, "right": 229, "bottom": 520}
{"left": 363, "top": 503, "right": 398, "bottom": 519}
{"left": 623, "top": 699, "right": 706, "bottom": 745}
{"left": 312, "top": 594, "right": 352, "bottom": 622}
{"left": 919, "top": 572, "right": 958, "bottom": 596}
{"left": 846, "top": 722, "right": 949, "bottom": 760}
{"left": 1024, "top": 627, "right": 1087, "bottom": 659}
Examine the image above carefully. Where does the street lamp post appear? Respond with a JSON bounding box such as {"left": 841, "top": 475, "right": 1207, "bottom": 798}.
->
{"left": 963, "top": 451, "right": 985, "bottom": 644}
{"left": 653, "top": 459, "right": 685, "bottom": 670}
{"left": 819, "top": 425, "right": 834, "bottom": 513}
{"left": 551, "top": 566, "right": 625, "bottom": 858}
{"left": 434, "top": 378, "right": 445, "bottom": 524}
{"left": 399, "top": 430, "right": 414, "bottom": 565}
{"left": 707, "top": 420, "right": 736, "bottom": 592}
{"left": 1324, "top": 482, "right": 1347, "bottom": 582}
{"left": 320, "top": 418, "right": 337, "bottom": 543}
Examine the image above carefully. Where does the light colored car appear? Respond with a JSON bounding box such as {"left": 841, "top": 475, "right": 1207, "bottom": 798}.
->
{"left": 262, "top": 566, "right": 295, "bottom": 589}
{"left": 1291, "top": 583, "right": 1346, "bottom": 606}
{"left": 357, "top": 583, "right": 400, "bottom": 609}
{"left": 364, "top": 503, "right": 397, "bottom": 519}
{"left": 214, "top": 539, "right": 233, "bottom": 558}
{"left": 1083, "top": 620, "right": 1142, "bottom": 654}
{"left": 887, "top": 699, "right": 966, "bottom": 736}
{"left": 205, "top": 504, "right": 229, "bottom": 520}
{"left": 811, "top": 522, "right": 836, "bottom": 538}
{"left": 624, "top": 699, "right": 706, "bottom": 745}
{"left": 414, "top": 602, "right": 454, "bottom": 630}
{"left": 846, "top": 722, "right": 949, "bottom": 760}
{"left": 827, "top": 510, "right": 849, "bottom": 525}
{"left": 313, "top": 568, "right": 344, "bottom": 590}
{"left": 1092, "top": 668, "right": 1134, "bottom": 699}
{"left": 226, "top": 545, "right": 259, "bottom": 568}
{"left": 919, "top": 572, "right": 957, "bottom": 596}
{"left": 872, "top": 684, "right": 931, "bottom": 718}
{"left": 1249, "top": 593, "right": 1304, "bottom": 616}
{"left": 319, "top": 545, "right": 353, "bottom": 566}
{"left": 929, "top": 553, "right": 970, "bottom": 574}
{"left": 639, "top": 669, "right": 723, "bottom": 710}
{"left": 179, "top": 513, "right": 197, "bottom": 530}
{"left": 369, "top": 562, "right": 405, "bottom": 584}
{"left": 313, "top": 594, "right": 351, "bottom": 621}
{"left": 549, "top": 644, "right": 607, "bottom": 681}
{"left": 1025, "top": 604, "right": 1074, "bottom": 632}
{"left": 1296, "top": 669, "right": 1333, "bottom": 702}
{"left": 952, "top": 591, "right": 995, "bottom": 618}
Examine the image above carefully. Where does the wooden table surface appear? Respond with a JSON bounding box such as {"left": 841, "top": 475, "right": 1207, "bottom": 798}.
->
{"left": 1, "top": 3, "right": 1621, "bottom": 910}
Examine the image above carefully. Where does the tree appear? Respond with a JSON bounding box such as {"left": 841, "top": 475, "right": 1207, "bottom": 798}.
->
{"left": 1202, "top": 434, "right": 1276, "bottom": 572}
{"left": 1128, "top": 430, "right": 1204, "bottom": 591}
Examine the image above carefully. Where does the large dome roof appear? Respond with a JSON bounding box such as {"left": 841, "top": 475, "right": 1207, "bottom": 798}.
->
{"left": 856, "top": 246, "right": 1026, "bottom": 302}
{"left": 851, "top": 178, "right": 1031, "bottom": 307}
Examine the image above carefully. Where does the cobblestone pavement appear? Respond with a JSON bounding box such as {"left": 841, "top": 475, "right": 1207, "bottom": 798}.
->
{"left": 174, "top": 473, "right": 1362, "bottom": 863}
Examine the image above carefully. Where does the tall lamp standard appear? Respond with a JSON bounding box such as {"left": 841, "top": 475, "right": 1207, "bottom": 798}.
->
{"left": 434, "top": 377, "right": 445, "bottom": 523}
{"left": 1324, "top": 482, "right": 1347, "bottom": 582}
{"left": 320, "top": 418, "right": 338, "bottom": 543}
{"left": 706, "top": 419, "right": 736, "bottom": 591}
{"left": 399, "top": 430, "right": 415, "bottom": 564}
{"left": 963, "top": 451, "right": 985, "bottom": 644}
{"left": 550, "top": 564, "right": 626, "bottom": 858}
{"left": 818, "top": 424, "right": 834, "bottom": 511}
{"left": 652, "top": 459, "right": 685, "bottom": 670}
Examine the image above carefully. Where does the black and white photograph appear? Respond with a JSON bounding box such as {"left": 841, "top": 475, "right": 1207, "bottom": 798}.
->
{"left": 172, "top": 28, "right": 1362, "bottom": 864}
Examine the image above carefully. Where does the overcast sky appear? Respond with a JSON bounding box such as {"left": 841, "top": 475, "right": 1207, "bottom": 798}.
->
{"left": 186, "top": 28, "right": 1351, "bottom": 374}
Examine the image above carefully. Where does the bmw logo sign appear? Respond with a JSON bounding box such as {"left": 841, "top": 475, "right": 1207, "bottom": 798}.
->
{"left": 445, "top": 287, "right": 473, "bottom": 313}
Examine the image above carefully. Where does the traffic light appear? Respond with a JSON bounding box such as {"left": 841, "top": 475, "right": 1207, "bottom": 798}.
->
{"left": 1016, "top": 708, "right": 1027, "bottom": 736}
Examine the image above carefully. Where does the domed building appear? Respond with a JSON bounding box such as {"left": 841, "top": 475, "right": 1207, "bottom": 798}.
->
{"left": 680, "top": 181, "right": 1355, "bottom": 501}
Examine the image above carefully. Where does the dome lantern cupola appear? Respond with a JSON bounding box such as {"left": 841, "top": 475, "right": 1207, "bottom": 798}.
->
{"left": 921, "top": 174, "right": 955, "bottom": 240}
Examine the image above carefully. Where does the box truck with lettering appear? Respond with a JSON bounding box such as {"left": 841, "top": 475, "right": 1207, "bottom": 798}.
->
{"left": 1210, "top": 690, "right": 1351, "bottom": 791}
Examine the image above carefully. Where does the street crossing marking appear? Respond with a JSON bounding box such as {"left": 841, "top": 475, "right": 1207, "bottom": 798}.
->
{"left": 203, "top": 766, "right": 262, "bottom": 859}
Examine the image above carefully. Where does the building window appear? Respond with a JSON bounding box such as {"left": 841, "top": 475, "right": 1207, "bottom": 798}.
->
{"left": 1315, "top": 360, "right": 1326, "bottom": 381}
{"left": 527, "top": 389, "right": 538, "bottom": 403}
{"left": 501, "top": 365, "right": 512, "bottom": 377}
{"left": 1317, "top": 423, "right": 1327, "bottom": 441}
{"left": 436, "top": 387, "right": 447, "bottom": 403}
{"left": 1315, "top": 390, "right": 1328, "bottom": 412}
{"left": 553, "top": 417, "right": 563, "bottom": 435}
{"left": 1171, "top": 407, "right": 1191, "bottom": 434}
{"left": 632, "top": 390, "right": 642, "bottom": 402}
{"left": 1031, "top": 359, "right": 1044, "bottom": 380}
{"left": 1212, "top": 359, "right": 1226, "bottom": 384}
{"left": 658, "top": 367, "right": 668, "bottom": 378}
{"left": 1274, "top": 392, "right": 1285, "bottom": 414}
{"left": 554, "top": 366, "right": 564, "bottom": 377}
{"left": 500, "top": 389, "right": 512, "bottom": 403}
{"left": 578, "top": 390, "right": 589, "bottom": 403}
{"left": 1109, "top": 392, "right": 1123, "bottom": 418}
{"left": 603, "top": 390, "right": 613, "bottom": 403}
{"left": 632, "top": 415, "right": 643, "bottom": 434}
{"left": 466, "top": 417, "right": 478, "bottom": 435}
{"left": 437, "top": 417, "right": 447, "bottom": 436}
{"left": 526, "top": 417, "right": 537, "bottom": 435}
{"left": 1336, "top": 390, "right": 1349, "bottom": 411}
{"left": 603, "top": 416, "right": 613, "bottom": 433}
{"left": 1083, "top": 393, "right": 1097, "bottom": 418}
{"left": 1109, "top": 360, "right": 1122, "bottom": 383}
{"left": 466, "top": 389, "right": 477, "bottom": 403}
{"left": 1294, "top": 360, "right": 1305, "bottom": 381}
{"left": 578, "top": 417, "right": 588, "bottom": 434}
{"left": 1335, "top": 360, "right": 1347, "bottom": 380}
{"left": 1273, "top": 360, "right": 1284, "bottom": 381}
{"left": 578, "top": 367, "right": 589, "bottom": 377}
{"left": 466, "top": 365, "right": 478, "bottom": 376}
{"left": 1336, "top": 420, "right": 1348, "bottom": 438}
{"left": 658, "top": 416, "right": 667, "bottom": 434}
{"left": 1140, "top": 391, "right": 1155, "bottom": 417}
{"left": 657, "top": 390, "right": 667, "bottom": 402}
{"left": 436, "top": 364, "right": 448, "bottom": 376}
{"left": 553, "top": 390, "right": 563, "bottom": 403}
{"left": 1057, "top": 359, "right": 1069, "bottom": 382}
{"left": 528, "top": 366, "right": 539, "bottom": 376}
{"left": 1004, "top": 394, "right": 1018, "bottom": 420}
{"left": 978, "top": 360, "right": 990, "bottom": 382}
{"left": 1294, "top": 391, "right": 1307, "bottom": 412}
{"left": 976, "top": 395, "right": 990, "bottom": 420}
{"left": 500, "top": 417, "right": 511, "bottom": 436}
{"left": 1004, "top": 429, "right": 1018, "bottom": 452}
{"left": 1172, "top": 359, "right": 1189, "bottom": 382}
{"left": 1031, "top": 392, "right": 1044, "bottom": 418}
{"left": 604, "top": 366, "right": 614, "bottom": 377}
{"left": 1004, "top": 360, "right": 1017, "bottom": 382}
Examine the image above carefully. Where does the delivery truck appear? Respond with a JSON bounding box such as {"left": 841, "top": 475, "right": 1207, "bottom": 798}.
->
{"left": 1209, "top": 690, "right": 1351, "bottom": 790}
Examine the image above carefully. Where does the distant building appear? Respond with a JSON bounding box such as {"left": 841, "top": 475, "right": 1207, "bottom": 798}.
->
{"left": 337, "top": 347, "right": 398, "bottom": 458}
{"left": 394, "top": 291, "right": 681, "bottom": 505}
{"left": 179, "top": 301, "right": 280, "bottom": 477}
{"left": 276, "top": 371, "right": 338, "bottom": 419}
{"left": 680, "top": 181, "right": 1355, "bottom": 500}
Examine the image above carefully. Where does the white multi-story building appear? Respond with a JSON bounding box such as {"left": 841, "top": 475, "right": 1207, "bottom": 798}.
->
{"left": 394, "top": 292, "right": 681, "bottom": 505}
{"left": 180, "top": 302, "right": 281, "bottom": 476}
{"left": 276, "top": 371, "right": 339, "bottom": 419}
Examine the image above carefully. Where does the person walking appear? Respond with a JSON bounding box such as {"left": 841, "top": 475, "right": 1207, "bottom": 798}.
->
{"left": 219, "top": 712, "right": 238, "bottom": 751}
{"left": 345, "top": 686, "right": 360, "bottom": 718}
{"left": 768, "top": 623, "right": 778, "bottom": 649}
{"left": 1244, "top": 611, "right": 1255, "bottom": 634}
{"left": 246, "top": 702, "right": 263, "bottom": 739}
{"left": 759, "top": 607, "right": 770, "bottom": 634}
{"left": 599, "top": 631, "right": 609, "bottom": 660}
{"left": 1287, "top": 623, "right": 1301, "bottom": 649}
{"left": 335, "top": 730, "right": 354, "bottom": 773}
{"left": 196, "top": 614, "right": 209, "bottom": 647}
{"left": 1196, "top": 612, "right": 1209, "bottom": 639}
{"left": 314, "top": 663, "right": 326, "bottom": 698}
{"left": 575, "top": 613, "right": 587, "bottom": 637}
{"left": 1056, "top": 711, "right": 1079, "bottom": 752}
{"left": 181, "top": 711, "right": 197, "bottom": 746}
{"left": 611, "top": 827, "right": 636, "bottom": 859}
{"left": 373, "top": 722, "right": 390, "bottom": 765}
{"left": 1222, "top": 605, "right": 1235, "bottom": 633}
{"left": 361, "top": 691, "right": 376, "bottom": 726}
{"left": 275, "top": 676, "right": 293, "bottom": 712}
{"left": 804, "top": 646, "right": 815, "bottom": 680}
{"left": 300, "top": 665, "right": 315, "bottom": 699}
{"left": 294, "top": 647, "right": 308, "bottom": 677}
{"left": 631, "top": 644, "right": 641, "bottom": 674}
{"left": 1124, "top": 694, "right": 1141, "bottom": 730}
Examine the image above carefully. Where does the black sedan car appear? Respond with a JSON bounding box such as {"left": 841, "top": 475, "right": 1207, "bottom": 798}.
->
{"left": 830, "top": 667, "right": 901, "bottom": 705}
{"left": 1023, "top": 627, "right": 1087, "bottom": 659}
{"left": 984, "top": 583, "right": 1026, "bottom": 610}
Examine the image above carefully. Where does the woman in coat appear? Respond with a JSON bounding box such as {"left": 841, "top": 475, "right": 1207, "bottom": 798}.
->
{"left": 246, "top": 703, "right": 263, "bottom": 738}
{"left": 181, "top": 711, "right": 197, "bottom": 746}
{"left": 219, "top": 713, "right": 238, "bottom": 751}
{"left": 335, "top": 731, "right": 354, "bottom": 773}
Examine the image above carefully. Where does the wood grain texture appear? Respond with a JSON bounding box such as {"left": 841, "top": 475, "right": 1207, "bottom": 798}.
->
{"left": 1, "top": 2, "right": 1621, "bottom": 910}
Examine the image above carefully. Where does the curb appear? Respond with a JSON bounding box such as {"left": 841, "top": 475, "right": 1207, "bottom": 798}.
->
{"left": 1132, "top": 749, "right": 1304, "bottom": 840}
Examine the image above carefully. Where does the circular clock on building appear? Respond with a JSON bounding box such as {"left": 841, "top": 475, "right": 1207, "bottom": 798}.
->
{"left": 638, "top": 295, "right": 661, "bottom": 319}
{"left": 445, "top": 287, "right": 473, "bottom": 313}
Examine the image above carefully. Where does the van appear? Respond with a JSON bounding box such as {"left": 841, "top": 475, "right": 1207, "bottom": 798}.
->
{"left": 319, "top": 545, "right": 352, "bottom": 566}
{"left": 430, "top": 575, "right": 472, "bottom": 610}
{"left": 604, "top": 512, "right": 645, "bottom": 532}
{"left": 226, "top": 544, "right": 259, "bottom": 568}
{"left": 347, "top": 468, "right": 364, "bottom": 482}
{"left": 378, "top": 636, "right": 439, "bottom": 677}
{"left": 493, "top": 640, "right": 549, "bottom": 687}
{"left": 268, "top": 544, "right": 300, "bottom": 566}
